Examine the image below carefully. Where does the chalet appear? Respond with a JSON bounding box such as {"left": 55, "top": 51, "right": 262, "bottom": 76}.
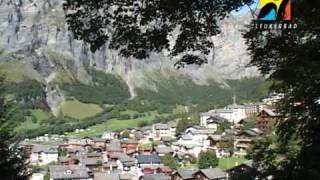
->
{"left": 172, "top": 141, "right": 203, "bottom": 157}
{"left": 185, "top": 127, "right": 215, "bottom": 144}
{"left": 30, "top": 145, "right": 59, "bottom": 166}
{"left": 78, "top": 156, "right": 103, "bottom": 171}
{"left": 226, "top": 160, "right": 256, "bottom": 180}
{"left": 134, "top": 130, "right": 145, "bottom": 140}
{"left": 152, "top": 123, "right": 171, "bottom": 140}
{"left": 193, "top": 168, "right": 227, "bottom": 180}
{"left": 106, "top": 140, "right": 123, "bottom": 156}
{"left": 49, "top": 165, "right": 90, "bottom": 180}
{"left": 121, "top": 139, "right": 139, "bottom": 153}
{"left": 91, "top": 138, "right": 106, "bottom": 150}
{"left": 171, "top": 169, "right": 197, "bottom": 180}
{"left": 234, "top": 129, "right": 262, "bottom": 156}
{"left": 116, "top": 154, "right": 136, "bottom": 171}
{"left": 154, "top": 145, "right": 174, "bottom": 156}
{"left": 200, "top": 114, "right": 225, "bottom": 131}
{"left": 257, "top": 108, "right": 280, "bottom": 134}
{"left": 177, "top": 134, "right": 193, "bottom": 145}
{"left": 167, "top": 120, "right": 178, "bottom": 137}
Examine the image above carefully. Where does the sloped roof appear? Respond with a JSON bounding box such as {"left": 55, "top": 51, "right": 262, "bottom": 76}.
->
{"left": 49, "top": 165, "right": 89, "bottom": 179}
{"left": 155, "top": 146, "right": 174, "bottom": 154}
{"left": 195, "top": 168, "right": 226, "bottom": 179}
{"left": 94, "top": 172, "right": 120, "bottom": 180}
{"left": 143, "top": 173, "right": 171, "bottom": 180}
{"left": 32, "top": 145, "right": 58, "bottom": 154}
{"left": 207, "top": 115, "right": 226, "bottom": 124}
{"left": 137, "top": 155, "right": 161, "bottom": 164}
{"left": 154, "top": 123, "right": 170, "bottom": 130}
{"left": 176, "top": 169, "right": 198, "bottom": 179}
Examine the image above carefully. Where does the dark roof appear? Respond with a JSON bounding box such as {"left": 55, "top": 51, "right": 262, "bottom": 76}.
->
{"left": 155, "top": 146, "right": 174, "bottom": 154}
{"left": 137, "top": 155, "right": 161, "bottom": 164}
{"left": 195, "top": 168, "right": 226, "bottom": 179}
{"left": 187, "top": 128, "right": 215, "bottom": 135}
{"left": 227, "top": 160, "right": 254, "bottom": 171}
{"left": 49, "top": 165, "right": 89, "bottom": 179}
{"left": 32, "top": 145, "right": 58, "bottom": 154}
{"left": 107, "top": 142, "right": 122, "bottom": 152}
{"left": 160, "top": 136, "right": 174, "bottom": 142}
{"left": 207, "top": 115, "right": 226, "bottom": 124}
{"left": 143, "top": 173, "right": 171, "bottom": 180}
{"left": 175, "top": 169, "right": 197, "bottom": 179}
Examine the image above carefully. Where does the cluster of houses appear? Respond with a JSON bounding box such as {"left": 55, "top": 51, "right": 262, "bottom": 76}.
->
{"left": 21, "top": 102, "right": 279, "bottom": 180}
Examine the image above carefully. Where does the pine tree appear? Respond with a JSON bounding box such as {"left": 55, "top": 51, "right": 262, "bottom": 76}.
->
{"left": 0, "top": 75, "right": 29, "bottom": 179}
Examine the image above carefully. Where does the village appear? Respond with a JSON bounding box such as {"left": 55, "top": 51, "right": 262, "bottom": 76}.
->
{"left": 20, "top": 95, "right": 282, "bottom": 180}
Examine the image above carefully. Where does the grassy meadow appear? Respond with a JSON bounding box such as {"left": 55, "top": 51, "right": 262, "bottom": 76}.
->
{"left": 60, "top": 100, "right": 103, "bottom": 119}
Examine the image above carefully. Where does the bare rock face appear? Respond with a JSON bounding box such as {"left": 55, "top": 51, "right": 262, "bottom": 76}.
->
{"left": 0, "top": 0, "right": 258, "bottom": 110}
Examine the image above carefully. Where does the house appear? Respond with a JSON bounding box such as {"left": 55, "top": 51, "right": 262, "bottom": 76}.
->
{"left": 154, "top": 145, "right": 174, "bottom": 156}
{"left": 136, "top": 155, "right": 161, "bottom": 167}
{"left": 167, "top": 121, "right": 177, "bottom": 137}
{"left": 234, "top": 129, "right": 262, "bottom": 156}
{"left": 177, "top": 134, "right": 194, "bottom": 145}
{"left": 243, "top": 103, "right": 264, "bottom": 115}
{"left": 202, "top": 105, "right": 247, "bottom": 125}
{"left": 140, "top": 126, "right": 153, "bottom": 139}
{"left": 91, "top": 138, "right": 106, "bottom": 150}
{"left": 116, "top": 154, "right": 136, "bottom": 171}
{"left": 200, "top": 114, "right": 225, "bottom": 131}
{"left": 49, "top": 165, "right": 90, "bottom": 180}
{"left": 257, "top": 108, "right": 280, "bottom": 134}
{"left": 30, "top": 145, "right": 58, "bottom": 165}
{"left": 102, "top": 131, "right": 117, "bottom": 141}
{"left": 226, "top": 160, "right": 256, "bottom": 180}
{"left": 78, "top": 156, "right": 103, "bottom": 171}
{"left": 106, "top": 140, "right": 123, "bottom": 156}
{"left": 121, "top": 139, "right": 139, "bottom": 153}
{"left": 204, "top": 134, "right": 224, "bottom": 157}
{"left": 185, "top": 127, "right": 215, "bottom": 144}
{"left": 193, "top": 168, "right": 227, "bottom": 180}
{"left": 102, "top": 161, "right": 118, "bottom": 171}
{"left": 134, "top": 130, "right": 145, "bottom": 140}
{"left": 156, "top": 166, "right": 173, "bottom": 174}
{"left": 171, "top": 169, "right": 197, "bottom": 180}
{"left": 152, "top": 123, "right": 171, "bottom": 140}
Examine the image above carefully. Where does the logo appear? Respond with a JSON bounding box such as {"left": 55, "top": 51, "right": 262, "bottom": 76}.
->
{"left": 258, "top": 0, "right": 291, "bottom": 21}
{"left": 254, "top": 0, "right": 297, "bottom": 30}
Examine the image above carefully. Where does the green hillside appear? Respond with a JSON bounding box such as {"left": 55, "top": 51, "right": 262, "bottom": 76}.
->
{"left": 135, "top": 73, "right": 270, "bottom": 111}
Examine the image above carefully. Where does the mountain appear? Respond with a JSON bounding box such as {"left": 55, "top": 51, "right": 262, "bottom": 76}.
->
{"left": 0, "top": 0, "right": 259, "bottom": 115}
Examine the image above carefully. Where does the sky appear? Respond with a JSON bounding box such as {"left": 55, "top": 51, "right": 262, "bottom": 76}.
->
{"left": 231, "top": 0, "right": 259, "bottom": 16}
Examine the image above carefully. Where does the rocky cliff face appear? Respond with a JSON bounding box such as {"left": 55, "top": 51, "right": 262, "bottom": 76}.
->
{"left": 0, "top": 0, "right": 258, "bottom": 112}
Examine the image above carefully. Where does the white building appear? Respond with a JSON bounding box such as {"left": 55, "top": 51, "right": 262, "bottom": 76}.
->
{"left": 152, "top": 122, "right": 176, "bottom": 140}
{"left": 201, "top": 105, "right": 247, "bottom": 124}
{"left": 30, "top": 145, "right": 58, "bottom": 166}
